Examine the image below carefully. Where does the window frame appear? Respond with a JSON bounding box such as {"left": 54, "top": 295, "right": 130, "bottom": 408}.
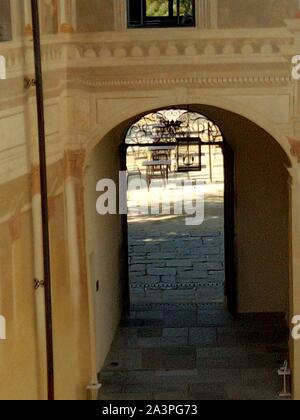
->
{"left": 127, "top": 0, "right": 196, "bottom": 29}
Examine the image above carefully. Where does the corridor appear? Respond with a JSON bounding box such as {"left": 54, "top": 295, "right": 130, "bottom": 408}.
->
{"left": 99, "top": 310, "right": 288, "bottom": 400}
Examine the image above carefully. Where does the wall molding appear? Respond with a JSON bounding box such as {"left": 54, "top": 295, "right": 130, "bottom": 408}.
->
{"left": 68, "top": 73, "right": 292, "bottom": 90}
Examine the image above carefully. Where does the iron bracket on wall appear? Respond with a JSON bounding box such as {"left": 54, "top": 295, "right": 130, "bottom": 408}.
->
{"left": 34, "top": 279, "right": 45, "bottom": 290}
{"left": 24, "top": 77, "right": 36, "bottom": 89}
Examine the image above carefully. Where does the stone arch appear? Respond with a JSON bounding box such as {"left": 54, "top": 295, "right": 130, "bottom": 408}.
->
{"left": 84, "top": 100, "right": 293, "bottom": 381}
{"left": 86, "top": 96, "right": 292, "bottom": 168}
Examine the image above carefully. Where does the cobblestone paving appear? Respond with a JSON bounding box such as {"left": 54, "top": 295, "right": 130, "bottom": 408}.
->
{"left": 129, "top": 230, "right": 225, "bottom": 308}
{"left": 127, "top": 180, "right": 225, "bottom": 309}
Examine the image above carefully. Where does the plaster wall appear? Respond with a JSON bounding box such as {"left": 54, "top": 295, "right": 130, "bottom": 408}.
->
{"left": 85, "top": 128, "right": 124, "bottom": 372}
{"left": 0, "top": 207, "right": 39, "bottom": 400}
{"left": 0, "top": 0, "right": 299, "bottom": 400}
{"left": 218, "top": 0, "right": 298, "bottom": 28}
{"left": 195, "top": 106, "right": 290, "bottom": 313}
{"left": 76, "top": 0, "right": 115, "bottom": 32}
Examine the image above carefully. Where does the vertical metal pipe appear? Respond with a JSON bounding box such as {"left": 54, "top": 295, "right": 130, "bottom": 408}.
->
{"left": 30, "top": 0, "right": 55, "bottom": 401}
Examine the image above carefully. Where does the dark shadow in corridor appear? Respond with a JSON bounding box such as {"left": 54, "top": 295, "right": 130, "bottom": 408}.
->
{"left": 99, "top": 310, "right": 288, "bottom": 400}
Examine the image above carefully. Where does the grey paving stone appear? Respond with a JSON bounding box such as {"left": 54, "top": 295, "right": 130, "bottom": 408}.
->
{"left": 153, "top": 392, "right": 189, "bottom": 400}
{"left": 148, "top": 267, "right": 177, "bottom": 276}
{"left": 152, "top": 381, "right": 188, "bottom": 393}
{"left": 161, "top": 336, "right": 189, "bottom": 346}
{"left": 197, "top": 310, "right": 233, "bottom": 326}
{"left": 163, "top": 290, "right": 197, "bottom": 304}
{"left": 138, "top": 337, "right": 162, "bottom": 348}
{"left": 161, "top": 276, "right": 177, "bottom": 283}
{"left": 146, "top": 262, "right": 167, "bottom": 269}
{"left": 239, "top": 368, "right": 280, "bottom": 388}
{"left": 130, "top": 256, "right": 145, "bottom": 262}
{"left": 226, "top": 384, "right": 280, "bottom": 401}
{"left": 99, "top": 371, "right": 127, "bottom": 384}
{"left": 105, "top": 349, "right": 143, "bottom": 371}
{"left": 147, "top": 253, "right": 176, "bottom": 260}
{"left": 205, "top": 368, "right": 241, "bottom": 385}
{"left": 155, "top": 369, "right": 199, "bottom": 378}
{"left": 197, "top": 358, "right": 244, "bottom": 370}
{"left": 163, "top": 328, "right": 189, "bottom": 337}
{"left": 142, "top": 347, "right": 196, "bottom": 370}
{"left": 163, "top": 310, "right": 197, "bottom": 327}
{"left": 188, "top": 383, "right": 228, "bottom": 400}
{"left": 101, "top": 382, "right": 124, "bottom": 394}
{"left": 176, "top": 250, "right": 192, "bottom": 257}
{"left": 130, "top": 275, "right": 160, "bottom": 284}
{"left": 202, "top": 237, "right": 224, "bottom": 246}
{"left": 130, "top": 292, "right": 147, "bottom": 304}
{"left": 176, "top": 267, "right": 196, "bottom": 274}
{"left": 123, "top": 383, "right": 154, "bottom": 394}
{"left": 137, "top": 327, "right": 162, "bottom": 338}
{"left": 191, "top": 247, "right": 221, "bottom": 255}
{"left": 197, "top": 346, "right": 248, "bottom": 360}
{"left": 130, "top": 264, "right": 146, "bottom": 273}
{"left": 135, "top": 311, "right": 164, "bottom": 320}
{"left": 189, "top": 327, "right": 217, "bottom": 346}
{"left": 161, "top": 247, "right": 176, "bottom": 253}
{"left": 111, "top": 333, "right": 139, "bottom": 349}
{"left": 100, "top": 393, "right": 154, "bottom": 401}
{"left": 143, "top": 291, "right": 164, "bottom": 304}
{"left": 176, "top": 271, "right": 208, "bottom": 280}
{"left": 126, "top": 370, "right": 156, "bottom": 385}
{"left": 166, "top": 260, "right": 193, "bottom": 267}
{"left": 194, "top": 262, "right": 224, "bottom": 271}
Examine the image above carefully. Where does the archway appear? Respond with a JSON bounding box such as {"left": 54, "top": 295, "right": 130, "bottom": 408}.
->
{"left": 123, "top": 109, "right": 234, "bottom": 316}
{"left": 84, "top": 104, "right": 292, "bottom": 400}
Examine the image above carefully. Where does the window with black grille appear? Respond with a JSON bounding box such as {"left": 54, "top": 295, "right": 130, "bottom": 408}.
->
{"left": 127, "top": 0, "right": 195, "bottom": 28}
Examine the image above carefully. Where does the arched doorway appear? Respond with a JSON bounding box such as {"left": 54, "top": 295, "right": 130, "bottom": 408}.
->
{"left": 84, "top": 104, "right": 291, "bottom": 400}
{"left": 122, "top": 109, "right": 237, "bottom": 317}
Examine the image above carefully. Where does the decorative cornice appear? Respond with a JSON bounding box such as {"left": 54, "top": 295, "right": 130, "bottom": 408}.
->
{"left": 288, "top": 137, "right": 300, "bottom": 162}
{"left": 68, "top": 73, "right": 292, "bottom": 90}
{"left": 0, "top": 27, "right": 295, "bottom": 79}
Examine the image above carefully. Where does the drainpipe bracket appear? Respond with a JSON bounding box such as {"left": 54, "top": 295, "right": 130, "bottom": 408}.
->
{"left": 24, "top": 77, "right": 36, "bottom": 90}
{"left": 34, "top": 278, "right": 45, "bottom": 290}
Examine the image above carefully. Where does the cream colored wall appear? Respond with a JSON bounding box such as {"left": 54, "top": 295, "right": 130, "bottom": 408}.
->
{"left": 218, "top": 0, "right": 298, "bottom": 28}
{"left": 233, "top": 123, "right": 289, "bottom": 313}
{"left": 0, "top": 0, "right": 12, "bottom": 40}
{"left": 50, "top": 186, "right": 92, "bottom": 401}
{"left": 85, "top": 128, "right": 123, "bottom": 372}
{"left": 76, "top": 0, "right": 115, "bottom": 32}
{"left": 0, "top": 4, "right": 93, "bottom": 398}
{"left": 74, "top": 0, "right": 299, "bottom": 32}
{"left": 197, "top": 107, "right": 290, "bottom": 313}
{"left": 0, "top": 207, "right": 40, "bottom": 400}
